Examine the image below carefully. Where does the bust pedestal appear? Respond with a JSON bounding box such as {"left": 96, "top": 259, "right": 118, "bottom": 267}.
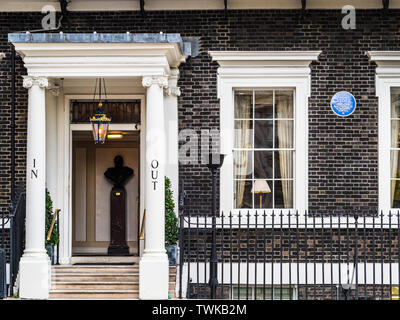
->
{"left": 108, "top": 186, "right": 130, "bottom": 255}
{"left": 104, "top": 155, "right": 133, "bottom": 256}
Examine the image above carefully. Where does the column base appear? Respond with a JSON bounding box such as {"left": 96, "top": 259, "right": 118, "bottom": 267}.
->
{"left": 19, "top": 250, "right": 50, "bottom": 299}
{"left": 139, "top": 252, "right": 169, "bottom": 299}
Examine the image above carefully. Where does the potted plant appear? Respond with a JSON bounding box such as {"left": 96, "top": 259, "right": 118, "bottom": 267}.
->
{"left": 165, "top": 177, "right": 179, "bottom": 266}
{"left": 45, "top": 189, "right": 59, "bottom": 265}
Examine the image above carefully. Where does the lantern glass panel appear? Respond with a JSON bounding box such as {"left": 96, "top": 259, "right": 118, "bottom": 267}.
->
{"left": 91, "top": 122, "right": 109, "bottom": 143}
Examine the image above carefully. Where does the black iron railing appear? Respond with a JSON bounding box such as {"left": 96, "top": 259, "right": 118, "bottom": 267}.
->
{"left": 178, "top": 210, "right": 400, "bottom": 300}
{"left": 0, "top": 184, "right": 26, "bottom": 298}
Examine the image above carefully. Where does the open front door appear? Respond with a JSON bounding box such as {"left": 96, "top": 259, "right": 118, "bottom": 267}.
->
{"left": 72, "top": 131, "right": 140, "bottom": 255}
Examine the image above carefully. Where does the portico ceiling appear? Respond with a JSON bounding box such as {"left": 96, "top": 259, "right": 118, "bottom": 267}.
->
{"left": 8, "top": 33, "right": 198, "bottom": 78}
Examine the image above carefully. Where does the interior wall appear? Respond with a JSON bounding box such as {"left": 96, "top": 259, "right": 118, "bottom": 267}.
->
{"left": 73, "top": 139, "right": 140, "bottom": 255}
{"left": 95, "top": 147, "right": 139, "bottom": 242}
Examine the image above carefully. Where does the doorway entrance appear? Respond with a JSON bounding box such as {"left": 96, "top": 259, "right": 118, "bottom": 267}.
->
{"left": 72, "top": 130, "right": 140, "bottom": 255}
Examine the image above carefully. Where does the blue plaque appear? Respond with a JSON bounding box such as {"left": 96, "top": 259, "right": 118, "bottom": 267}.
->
{"left": 330, "top": 91, "right": 356, "bottom": 117}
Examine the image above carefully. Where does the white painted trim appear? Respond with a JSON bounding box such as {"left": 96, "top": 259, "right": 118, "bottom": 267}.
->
{"left": 59, "top": 94, "right": 145, "bottom": 264}
{"left": 211, "top": 51, "right": 321, "bottom": 215}
{"left": 2, "top": 0, "right": 400, "bottom": 11}
{"left": 70, "top": 123, "right": 141, "bottom": 131}
{"left": 367, "top": 51, "right": 400, "bottom": 212}
{"left": 12, "top": 43, "right": 186, "bottom": 77}
{"left": 184, "top": 262, "right": 400, "bottom": 285}
{"left": 1, "top": 220, "right": 10, "bottom": 229}
{"left": 182, "top": 214, "right": 400, "bottom": 229}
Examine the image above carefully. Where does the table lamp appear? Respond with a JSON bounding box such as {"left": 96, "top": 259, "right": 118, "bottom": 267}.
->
{"left": 251, "top": 180, "right": 271, "bottom": 208}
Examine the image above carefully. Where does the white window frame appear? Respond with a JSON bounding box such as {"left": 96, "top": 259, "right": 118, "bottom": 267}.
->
{"left": 368, "top": 51, "right": 400, "bottom": 212}
{"left": 209, "top": 51, "right": 321, "bottom": 216}
{"left": 232, "top": 88, "right": 296, "bottom": 210}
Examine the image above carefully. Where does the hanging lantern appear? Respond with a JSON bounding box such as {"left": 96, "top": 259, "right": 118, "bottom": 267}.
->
{"left": 90, "top": 78, "right": 111, "bottom": 144}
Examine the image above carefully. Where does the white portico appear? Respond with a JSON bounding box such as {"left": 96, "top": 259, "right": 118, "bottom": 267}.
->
{"left": 9, "top": 33, "right": 194, "bottom": 299}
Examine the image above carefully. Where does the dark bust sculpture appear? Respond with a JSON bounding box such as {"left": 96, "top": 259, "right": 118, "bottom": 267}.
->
{"left": 104, "top": 155, "right": 134, "bottom": 255}
{"left": 104, "top": 155, "right": 134, "bottom": 188}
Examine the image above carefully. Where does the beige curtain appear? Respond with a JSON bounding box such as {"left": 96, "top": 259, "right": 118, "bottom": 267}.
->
{"left": 234, "top": 95, "right": 251, "bottom": 208}
{"left": 276, "top": 94, "right": 293, "bottom": 208}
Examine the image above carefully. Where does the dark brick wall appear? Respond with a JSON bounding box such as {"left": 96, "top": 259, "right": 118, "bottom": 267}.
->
{"left": 183, "top": 228, "right": 399, "bottom": 263}
{"left": 188, "top": 283, "right": 393, "bottom": 300}
{"left": 1, "top": 10, "right": 399, "bottom": 213}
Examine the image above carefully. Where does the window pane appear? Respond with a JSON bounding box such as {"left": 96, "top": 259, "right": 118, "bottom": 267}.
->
{"left": 234, "top": 180, "right": 253, "bottom": 208}
{"left": 234, "top": 120, "right": 253, "bottom": 148}
{"left": 391, "top": 180, "right": 400, "bottom": 208}
{"left": 254, "top": 120, "right": 273, "bottom": 148}
{"left": 391, "top": 150, "right": 400, "bottom": 178}
{"left": 234, "top": 91, "right": 253, "bottom": 119}
{"left": 274, "top": 180, "right": 293, "bottom": 209}
{"left": 254, "top": 151, "right": 272, "bottom": 179}
{"left": 253, "top": 180, "right": 273, "bottom": 209}
{"left": 256, "top": 287, "right": 270, "bottom": 300}
{"left": 275, "top": 90, "right": 294, "bottom": 119}
{"left": 255, "top": 91, "right": 273, "bottom": 118}
{"left": 391, "top": 120, "right": 400, "bottom": 148}
{"left": 391, "top": 88, "right": 400, "bottom": 118}
{"left": 234, "top": 150, "right": 253, "bottom": 179}
{"left": 275, "top": 120, "right": 294, "bottom": 148}
{"left": 273, "top": 287, "right": 292, "bottom": 300}
{"left": 274, "top": 150, "right": 293, "bottom": 179}
{"left": 232, "top": 287, "right": 252, "bottom": 300}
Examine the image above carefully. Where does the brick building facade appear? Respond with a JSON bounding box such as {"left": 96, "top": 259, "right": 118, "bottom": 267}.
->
{"left": 1, "top": 2, "right": 400, "bottom": 300}
{"left": 0, "top": 9, "right": 391, "bottom": 214}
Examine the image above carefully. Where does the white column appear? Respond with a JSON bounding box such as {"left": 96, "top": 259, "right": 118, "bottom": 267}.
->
{"left": 19, "top": 76, "right": 50, "bottom": 299}
{"left": 139, "top": 75, "right": 169, "bottom": 300}
{"left": 45, "top": 86, "right": 59, "bottom": 204}
{"left": 164, "top": 68, "right": 180, "bottom": 215}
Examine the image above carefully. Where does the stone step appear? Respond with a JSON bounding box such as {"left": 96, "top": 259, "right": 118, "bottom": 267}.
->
{"left": 52, "top": 274, "right": 140, "bottom": 282}
{"left": 52, "top": 265, "right": 139, "bottom": 273}
{"left": 49, "top": 289, "right": 139, "bottom": 299}
{"left": 70, "top": 256, "right": 139, "bottom": 265}
{"left": 49, "top": 264, "right": 178, "bottom": 299}
{"left": 51, "top": 281, "right": 176, "bottom": 290}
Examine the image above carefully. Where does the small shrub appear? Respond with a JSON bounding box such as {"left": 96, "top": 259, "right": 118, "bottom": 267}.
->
{"left": 45, "top": 189, "right": 59, "bottom": 247}
{"left": 165, "top": 177, "right": 179, "bottom": 245}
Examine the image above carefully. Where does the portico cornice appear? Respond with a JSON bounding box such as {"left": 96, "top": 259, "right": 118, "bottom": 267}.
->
{"left": 10, "top": 40, "right": 188, "bottom": 78}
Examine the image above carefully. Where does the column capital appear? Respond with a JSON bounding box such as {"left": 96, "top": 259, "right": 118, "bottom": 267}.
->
{"left": 165, "top": 86, "right": 181, "bottom": 97}
{"left": 23, "top": 76, "right": 49, "bottom": 89}
{"left": 47, "top": 83, "right": 60, "bottom": 96}
{"left": 165, "top": 68, "right": 181, "bottom": 97}
{"left": 142, "top": 76, "right": 168, "bottom": 89}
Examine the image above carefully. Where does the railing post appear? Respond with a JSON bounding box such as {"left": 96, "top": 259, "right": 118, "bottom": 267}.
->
{"left": 56, "top": 212, "right": 60, "bottom": 265}
{"left": 206, "top": 153, "right": 225, "bottom": 300}
{"left": 9, "top": 210, "right": 14, "bottom": 297}
{"left": 178, "top": 212, "right": 184, "bottom": 299}
{"left": 354, "top": 210, "right": 359, "bottom": 300}
{"left": 209, "top": 167, "right": 218, "bottom": 299}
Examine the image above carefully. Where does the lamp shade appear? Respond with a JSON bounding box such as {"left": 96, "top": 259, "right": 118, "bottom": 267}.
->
{"left": 251, "top": 180, "right": 271, "bottom": 194}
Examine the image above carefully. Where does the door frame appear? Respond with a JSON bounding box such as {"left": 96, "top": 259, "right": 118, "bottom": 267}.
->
{"left": 58, "top": 94, "right": 146, "bottom": 264}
